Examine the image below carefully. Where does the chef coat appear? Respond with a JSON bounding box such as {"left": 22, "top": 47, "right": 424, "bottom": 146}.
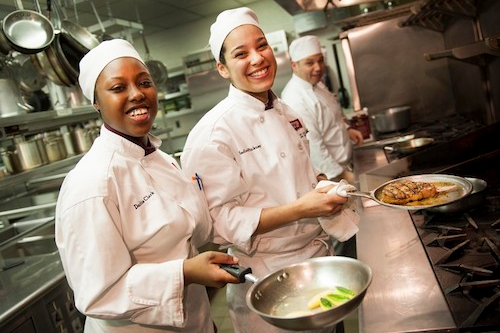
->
{"left": 281, "top": 74, "right": 352, "bottom": 179}
{"left": 181, "top": 85, "right": 335, "bottom": 333}
{"left": 55, "top": 125, "right": 215, "bottom": 333}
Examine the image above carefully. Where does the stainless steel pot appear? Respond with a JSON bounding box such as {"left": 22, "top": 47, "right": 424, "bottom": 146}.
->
{"left": 371, "top": 106, "right": 411, "bottom": 133}
{"left": 74, "top": 127, "right": 93, "bottom": 153}
{"left": 0, "top": 146, "right": 23, "bottom": 174}
{"left": 222, "top": 256, "right": 372, "bottom": 330}
{"left": 16, "top": 139, "right": 44, "bottom": 170}
{"left": 44, "top": 135, "right": 67, "bottom": 162}
{"left": 0, "top": 78, "right": 33, "bottom": 117}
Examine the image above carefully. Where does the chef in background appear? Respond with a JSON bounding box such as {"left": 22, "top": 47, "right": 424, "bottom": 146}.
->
{"left": 281, "top": 36, "right": 364, "bottom": 183}
{"left": 181, "top": 7, "right": 350, "bottom": 333}
{"left": 55, "top": 39, "right": 240, "bottom": 333}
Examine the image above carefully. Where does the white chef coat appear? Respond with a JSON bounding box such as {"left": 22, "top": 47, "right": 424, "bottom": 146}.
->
{"left": 181, "top": 85, "right": 336, "bottom": 333}
{"left": 55, "top": 125, "right": 215, "bottom": 333}
{"left": 281, "top": 74, "right": 352, "bottom": 179}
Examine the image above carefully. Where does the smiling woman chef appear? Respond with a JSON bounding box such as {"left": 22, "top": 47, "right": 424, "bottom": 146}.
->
{"left": 181, "top": 7, "right": 352, "bottom": 333}
{"left": 54, "top": 39, "right": 240, "bottom": 333}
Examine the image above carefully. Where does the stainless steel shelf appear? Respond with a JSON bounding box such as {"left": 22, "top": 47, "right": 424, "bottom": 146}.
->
{"left": 0, "top": 155, "right": 82, "bottom": 191}
{"left": 0, "top": 106, "right": 98, "bottom": 140}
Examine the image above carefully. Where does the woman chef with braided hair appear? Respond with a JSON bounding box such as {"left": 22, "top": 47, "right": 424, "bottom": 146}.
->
{"left": 55, "top": 39, "right": 240, "bottom": 333}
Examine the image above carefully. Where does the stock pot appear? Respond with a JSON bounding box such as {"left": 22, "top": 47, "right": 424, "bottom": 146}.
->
{"left": 371, "top": 106, "right": 411, "bottom": 133}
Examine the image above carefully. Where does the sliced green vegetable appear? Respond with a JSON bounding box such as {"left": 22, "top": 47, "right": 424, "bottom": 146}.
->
{"left": 319, "top": 297, "right": 333, "bottom": 310}
{"left": 326, "top": 293, "right": 350, "bottom": 306}
{"left": 335, "top": 286, "right": 355, "bottom": 296}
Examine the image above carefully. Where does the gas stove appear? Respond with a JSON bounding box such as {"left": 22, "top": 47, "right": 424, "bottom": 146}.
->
{"left": 375, "top": 115, "right": 484, "bottom": 163}
{"left": 408, "top": 148, "right": 500, "bottom": 332}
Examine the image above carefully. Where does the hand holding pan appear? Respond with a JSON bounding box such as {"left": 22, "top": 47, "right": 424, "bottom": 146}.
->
{"left": 345, "top": 174, "right": 473, "bottom": 210}
{"left": 220, "top": 256, "right": 372, "bottom": 331}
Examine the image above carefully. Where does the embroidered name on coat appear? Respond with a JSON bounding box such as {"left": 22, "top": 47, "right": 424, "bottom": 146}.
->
{"left": 134, "top": 191, "right": 155, "bottom": 209}
{"left": 239, "top": 144, "right": 261, "bottom": 155}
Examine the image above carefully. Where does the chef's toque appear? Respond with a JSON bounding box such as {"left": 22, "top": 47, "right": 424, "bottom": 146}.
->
{"left": 209, "top": 7, "right": 260, "bottom": 61}
{"left": 289, "top": 35, "right": 322, "bottom": 62}
{"left": 79, "top": 39, "right": 145, "bottom": 103}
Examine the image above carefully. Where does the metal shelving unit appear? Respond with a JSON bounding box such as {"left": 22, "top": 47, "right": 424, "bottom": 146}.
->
{"left": 0, "top": 106, "right": 98, "bottom": 140}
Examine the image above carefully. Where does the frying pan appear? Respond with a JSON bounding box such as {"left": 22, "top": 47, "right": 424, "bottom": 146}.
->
{"left": 346, "top": 174, "right": 473, "bottom": 210}
{"left": 384, "top": 137, "right": 434, "bottom": 154}
{"left": 426, "top": 177, "right": 487, "bottom": 214}
{"left": 2, "top": 0, "right": 54, "bottom": 54}
{"left": 221, "top": 256, "right": 372, "bottom": 331}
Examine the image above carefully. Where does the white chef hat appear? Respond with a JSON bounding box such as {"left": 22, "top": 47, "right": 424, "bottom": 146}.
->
{"left": 209, "top": 7, "right": 260, "bottom": 61}
{"left": 78, "top": 39, "right": 145, "bottom": 103}
{"left": 289, "top": 35, "right": 322, "bottom": 62}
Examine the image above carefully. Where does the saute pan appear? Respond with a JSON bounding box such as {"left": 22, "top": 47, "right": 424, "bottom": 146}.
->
{"left": 346, "top": 174, "right": 473, "bottom": 210}
{"left": 426, "top": 177, "right": 487, "bottom": 214}
{"left": 222, "top": 256, "right": 372, "bottom": 331}
{"left": 384, "top": 137, "right": 434, "bottom": 154}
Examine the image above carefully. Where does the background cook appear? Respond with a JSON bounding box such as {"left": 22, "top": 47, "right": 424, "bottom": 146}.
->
{"left": 281, "top": 35, "right": 364, "bottom": 183}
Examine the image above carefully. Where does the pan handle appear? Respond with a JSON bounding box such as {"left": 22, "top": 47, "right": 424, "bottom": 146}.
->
{"left": 220, "top": 264, "right": 258, "bottom": 283}
{"left": 345, "top": 190, "right": 374, "bottom": 200}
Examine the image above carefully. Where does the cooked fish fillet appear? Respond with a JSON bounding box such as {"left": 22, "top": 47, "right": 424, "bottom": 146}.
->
{"left": 379, "top": 180, "right": 437, "bottom": 205}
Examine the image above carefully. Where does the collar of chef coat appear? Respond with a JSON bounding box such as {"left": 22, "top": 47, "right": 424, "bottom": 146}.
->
{"left": 104, "top": 123, "right": 156, "bottom": 155}
{"left": 228, "top": 84, "right": 277, "bottom": 111}
{"left": 99, "top": 124, "right": 162, "bottom": 159}
{"left": 290, "top": 73, "right": 315, "bottom": 91}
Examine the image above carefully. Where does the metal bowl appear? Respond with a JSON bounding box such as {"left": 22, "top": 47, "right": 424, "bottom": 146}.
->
{"left": 246, "top": 256, "right": 372, "bottom": 330}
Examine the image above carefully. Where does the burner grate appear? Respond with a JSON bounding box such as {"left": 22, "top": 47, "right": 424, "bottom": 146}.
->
{"left": 411, "top": 197, "right": 500, "bottom": 331}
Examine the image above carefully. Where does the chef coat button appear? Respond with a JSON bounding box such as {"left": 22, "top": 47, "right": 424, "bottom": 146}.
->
{"left": 260, "top": 117, "right": 264, "bottom": 123}
{"left": 277, "top": 110, "right": 282, "bottom": 115}
{"left": 280, "top": 152, "right": 286, "bottom": 158}
{"left": 141, "top": 159, "right": 148, "bottom": 166}
{"left": 298, "top": 144, "right": 303, "bottom": 151}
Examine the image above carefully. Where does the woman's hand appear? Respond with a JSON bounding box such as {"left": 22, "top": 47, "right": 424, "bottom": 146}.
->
{"left": 183, "top": 251, "right": 241, "bottom": 288}
{"left": 294, "top": 185, "right": 348, "bottom": 219}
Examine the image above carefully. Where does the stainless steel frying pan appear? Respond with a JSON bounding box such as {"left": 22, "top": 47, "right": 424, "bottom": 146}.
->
{"left": 222, "top": 256, "right": 372, "bottom": 331}
{"left": 2, "top": 0, "right": 54, "bottom": 54}
{"left": 346, "top": 174, "right": 473, "bottom": 210}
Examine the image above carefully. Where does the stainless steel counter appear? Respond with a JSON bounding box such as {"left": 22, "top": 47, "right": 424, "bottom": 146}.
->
{"left": 0, "top": 253, "right": 65, "bottom": 323}
{"left": 353, "top": 147, "right": 457, "bottom": 333}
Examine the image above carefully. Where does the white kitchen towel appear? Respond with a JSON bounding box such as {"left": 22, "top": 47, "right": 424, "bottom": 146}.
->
{"left": 316, "top": 180, "right": 361, "bottom": 242}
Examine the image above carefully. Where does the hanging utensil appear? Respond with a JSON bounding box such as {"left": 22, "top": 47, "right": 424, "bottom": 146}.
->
{"left": 57, "top": 0, "right": 99, "bottom": 54}
{"left": 139, "top": 31, "right": 168, "bottom": 85}
{"left": 90, "top": 0, "right": 113, "bottom": 41}
{"left": 2, "top": 0, "right": 55, "bottom": 54}
{"left": 134, "top": 2, "right": 168, "bottom": 85}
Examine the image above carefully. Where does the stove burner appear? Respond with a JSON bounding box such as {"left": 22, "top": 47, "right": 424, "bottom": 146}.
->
{"left": 380, "top": 115, "right": 484, "bottom": 163}
{"left": 411, "top": 191, "right": 500, "bottom": 331}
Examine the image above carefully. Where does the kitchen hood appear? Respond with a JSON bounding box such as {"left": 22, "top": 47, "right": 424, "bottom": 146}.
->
{"left": 274, "top": 0, "right": 421, "bottom": 29}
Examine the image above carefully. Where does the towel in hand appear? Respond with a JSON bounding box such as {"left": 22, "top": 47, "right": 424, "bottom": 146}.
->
{"left": 316, "top": 180, "right": 360, "bottom": 242}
